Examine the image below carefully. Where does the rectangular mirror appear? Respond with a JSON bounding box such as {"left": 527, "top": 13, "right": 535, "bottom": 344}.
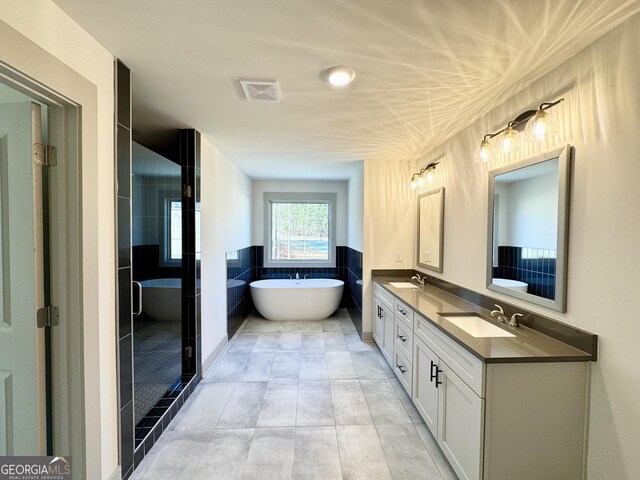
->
{"left": 417, "top": 187, "right": 445, "bottom": 272}
{"left": 487, "top": 145, "right": 572, "bottom": 312}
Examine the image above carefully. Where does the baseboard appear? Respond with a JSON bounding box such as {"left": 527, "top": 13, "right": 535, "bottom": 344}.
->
{"left": 202, "top": 335, "right": 228, "bottom": 377}
{"left": 106, "top": 466, "right": 121, "bottom": 480}
{"left": 362, "top": 331, "right": 373, "bottom": 342}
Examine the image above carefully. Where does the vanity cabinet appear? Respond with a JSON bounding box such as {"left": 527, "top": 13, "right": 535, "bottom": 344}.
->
{"left": 373, "top": 282, "right": 591, "bottom": 480}
{"left": 372, "top": 284, "right": 394, "bottom": 364}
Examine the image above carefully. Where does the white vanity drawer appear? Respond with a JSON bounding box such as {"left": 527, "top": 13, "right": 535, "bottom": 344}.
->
{"left": 414, "top": 314, "right": 485, "bottom": 397}
{"left": 374, "top": 283, "right": 394, "bottom": 310}
{"left": 393, "top": 349, "right": 413, "bottom": 396}
{"left": 394, "top": 318, "right": 413, "bottom": 362}
{"left": 394, "top": 298, "right": 414, "bottom": 330}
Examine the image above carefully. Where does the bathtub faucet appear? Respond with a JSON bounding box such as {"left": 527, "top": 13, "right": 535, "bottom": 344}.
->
{"left": 295, "top": 272, "right": 300, "bottom": 279}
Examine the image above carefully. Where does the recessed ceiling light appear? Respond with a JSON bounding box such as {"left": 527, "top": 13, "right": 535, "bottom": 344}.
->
{"left": 323, "top": 66, "right": 356, "bottom": 87}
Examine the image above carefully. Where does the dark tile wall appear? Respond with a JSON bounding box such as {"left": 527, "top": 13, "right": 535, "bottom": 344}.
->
{"left": 225, "top": 245, "right": 364, "bottom": 338}
{"left": 495, "top": 246, "right": 556, "bottom": 300}
{"left": 115, "top": 59, "right": 135, "bottom": 480}
{"left": 226, "top": 246, "right": 255, "bottom": 338}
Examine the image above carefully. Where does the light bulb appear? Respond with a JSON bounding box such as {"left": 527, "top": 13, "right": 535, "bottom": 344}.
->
{"left": 425, "top": 169, "right": 434, "bottom": 183}
{"left": 323, "top": 66, "right": 356, "bottom": 87}
{"left": 410, "top": 177, "right": 417, "bottom": 189}
{"left": 476, "top": 139, "right": 492, "bottom": 163}
{"left": 525, "top": 109, "right": 557, "bottom": 142}
{"left": 417, "top": 174, "right": 425, "bottom": 186}
{"left": 499, "top": 126, "right": 519, "bottom": 155}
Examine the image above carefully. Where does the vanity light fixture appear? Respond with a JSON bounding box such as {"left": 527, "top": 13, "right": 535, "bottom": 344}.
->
{"left": 410, "top": 161, "right": 439, "bottom": 190}
{"left": 323, "top": 66, "right": 356, "bottom": 87}
{"left": 475, "top": 98, "right": 564, "bottom": 163}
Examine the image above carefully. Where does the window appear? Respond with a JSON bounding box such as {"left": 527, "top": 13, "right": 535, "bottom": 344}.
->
{"left": 264, "top": 192, "right": 336, "bottom": 267}
{"left": 166, "top": 199, "right": 201, "bottom": 261}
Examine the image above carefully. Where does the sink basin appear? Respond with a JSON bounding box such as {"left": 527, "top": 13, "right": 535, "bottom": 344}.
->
{"left": 440, "top": 314, "right": 516, "bottom": 338}
{"left": 389, "top": 281, "right": 419, "bottom": 289}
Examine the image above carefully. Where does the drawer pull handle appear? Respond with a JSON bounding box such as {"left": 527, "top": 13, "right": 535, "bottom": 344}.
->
{"left": 430, "top": 361, "right": 443, "bottom": 388}
{"left": 396, "top": 364, "right": 407, "bottom": 374}
{"left": 397, "top": 335, "right": 407, "bottom": 343}
{"left": 398, "top": 308, "right": 407, "bottom": 315}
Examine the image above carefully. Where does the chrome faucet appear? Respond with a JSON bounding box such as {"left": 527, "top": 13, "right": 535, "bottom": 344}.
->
{"left": 304, "top": 273, "right": 309, "bottom": 279}
{"left": 490, "top": 304, "right": 508, "bottom": 324}
{"left": 295, "top": 272, "right": 300, "bottom": 280}
{"left": 509, "top": 313, "right": 524, "bottom": 327}
{"left": 411, "top": 273, "right": 426, "bottom": 285}
{"left": 288, "top": 274, "right": 293, "bottom": 279}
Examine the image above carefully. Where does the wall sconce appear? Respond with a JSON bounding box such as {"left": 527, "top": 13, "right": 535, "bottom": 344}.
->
{"left": 475, "top": 98, "right": 564, "bottom": 163}
{"left": 410, "top": 161, "right": 439, "bottom": 190}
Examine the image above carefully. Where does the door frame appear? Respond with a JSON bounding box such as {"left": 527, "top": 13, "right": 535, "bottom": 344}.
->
{"left": 0, "top": 21, "right": 104, "bottom": 477}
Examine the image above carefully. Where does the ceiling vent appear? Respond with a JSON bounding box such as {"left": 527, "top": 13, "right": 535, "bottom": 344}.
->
{"left": 240, "top": 80, "right": 281, "bottom": 102}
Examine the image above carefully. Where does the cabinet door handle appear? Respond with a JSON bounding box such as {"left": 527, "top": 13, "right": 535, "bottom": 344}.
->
{"left": 377, "top": 305, "right": 381, "bottom": 318}
{"left": 398, "top": 308, "right": 406, "bottom": 315}
{"left": 397, "top": 335, "right": 407, "bottom": 343}
{"left": 396, "top": 364, "right": 407, "bottom": 374}
{"left": 430, "top": 360, "right": 437, "bottom": 382}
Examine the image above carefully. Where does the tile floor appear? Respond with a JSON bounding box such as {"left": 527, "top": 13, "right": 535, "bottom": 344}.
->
{"left": 131, "top": 309, "right": 458, "bottom": 480}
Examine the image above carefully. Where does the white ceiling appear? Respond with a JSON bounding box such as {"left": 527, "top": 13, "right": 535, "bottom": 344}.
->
{"left": 53, "top": 0, "right": 640, "bottom": 180}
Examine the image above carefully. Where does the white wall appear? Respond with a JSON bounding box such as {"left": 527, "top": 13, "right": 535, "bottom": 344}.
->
{"left": 364, "top": 12, "right": 640, "bottom": 479}
{"left": 252, "top": 180, "right": 348, "bottom": 246}
{"left": 200, "top": 136, "right": 252, "bottom": 369}
{"left": 0, "top": 2, "right": 117, "bottom": 478}
{"left": 347, "top": 162, "right": 364, "bottom": 251}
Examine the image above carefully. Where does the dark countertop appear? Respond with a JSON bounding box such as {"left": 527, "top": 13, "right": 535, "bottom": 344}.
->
{"left": 375, "top": 278, "right": 594, "bottom": 363}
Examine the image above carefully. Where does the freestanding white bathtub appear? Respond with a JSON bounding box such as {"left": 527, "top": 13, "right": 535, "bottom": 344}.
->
{"left": 139, "top": 278, "right": 181, "bottom": 322}
{"left": 250, "top": 278, "right": 344, "bottom": 321}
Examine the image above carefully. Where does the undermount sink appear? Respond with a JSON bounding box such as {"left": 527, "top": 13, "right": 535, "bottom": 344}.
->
{"left": 440, "top": 314, "right": 516, "bottom": 338}
{"left": 389, "top": 281, "right": 419, "bottom": 289}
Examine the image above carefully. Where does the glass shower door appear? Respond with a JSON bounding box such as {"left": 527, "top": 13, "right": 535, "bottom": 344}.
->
{"left": 131, "top": 142, "right": 182, "bottom": 433}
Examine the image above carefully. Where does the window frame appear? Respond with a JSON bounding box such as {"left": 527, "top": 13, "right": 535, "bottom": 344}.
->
{"left": 263, "top": 192, "right": 337, "bottom": 268}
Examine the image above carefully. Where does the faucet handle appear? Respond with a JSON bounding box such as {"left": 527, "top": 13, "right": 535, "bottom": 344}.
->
{"left": 492, "top": 304, "right": 504, "bottom": 314}
{"left": 490, "top": 304, "right": 506, "bottom": 323}
{"left": 509, "top": 313, "right": 524, "bottom": 327}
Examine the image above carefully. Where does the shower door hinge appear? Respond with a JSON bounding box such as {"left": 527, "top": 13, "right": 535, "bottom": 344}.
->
{"left": 33, "top": 143, "right": 57, "bottom": 167}
{"left": 185, "top": 346, "right": 193, "bottom": 359}
{"left": 183, "top": 185, "right": 192, "bottom": 198}
{"left": 37, "top": 306, "right": 60, "bottom": 328}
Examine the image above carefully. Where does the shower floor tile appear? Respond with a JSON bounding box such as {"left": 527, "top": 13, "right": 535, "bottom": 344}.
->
{"left": 132, "top": 309, "right": 457, "bottom": 480}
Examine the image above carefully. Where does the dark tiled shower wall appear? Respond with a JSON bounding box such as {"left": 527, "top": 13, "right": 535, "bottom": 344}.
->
{"left": 495, "top": 246, "right": 556, "bottom": 300}
{"left": 225, "top": 246, "right": 364, "bottom": 338}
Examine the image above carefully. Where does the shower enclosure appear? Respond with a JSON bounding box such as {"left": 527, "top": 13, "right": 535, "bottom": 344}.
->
{"left": 131, "top": 142, "right": 183, "bottom": 430}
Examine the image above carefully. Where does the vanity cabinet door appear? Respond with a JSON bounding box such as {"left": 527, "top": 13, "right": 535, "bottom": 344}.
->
{"left": 438, "top": 361, "right": 484, "bottom": 480}
{"left": 373, "top": 297, "right": 384, "bottom": 349}
{"left": 383, "top": 304, "right": 395, "bottom": 364}
{"left": 413, "top": 336, "right": 440, "bottom": 437}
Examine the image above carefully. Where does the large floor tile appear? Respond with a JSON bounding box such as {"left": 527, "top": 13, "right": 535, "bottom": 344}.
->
{"left": 376, "top": 424, "right": 442, "bottom": 479}
{"left": 389, "top": 376, "right": 425, "bottom": 424}
{"left": 321, "top": 319, "right": 343, "bottom": 332}
{"left": 323, "top": 332, "right": 349, "bottom": 351}
{"left": 253, "top": 334, "right": 281, "bottom": 352}
{"left": 228, "top": 335, "right": 260, "bottom": 353}
{"left": 293, "top": 426, "right": 342, "bottom": 480}
{"left": 206, "top": 353, "right": 248, "bottom": 382}
{"left": 239, "top": 352, "right": 275, "bottom": 381}
{"left": 345, "top": 333, "right": 374, "bottom": 352}
{"left": 173, "top": 382, "right": 235, "bottom": 430}
{"left": 243, "top": 427, "right": 295, "bottom": 479}
{"left": 138, "top": 430, "right": 210, "bottom": 479}
{"left": 330, "top": 380, "right": 373, "bottom": 426}
{"left": 192, "top": 428, "right": 254, "bottom": 480}
{"left": 217, "top": 382, "right": 268, "bottom": 428}
{"left": 279, "top": 332, "right": 303, "bottom": 350}
{"left": 325, "top": 351, "right": 358, "bottom": 379}
{"left": 361, "top": 379, "right": 412, "bottom": 425}
{"left": 257, "top": 380, "right": 299, "bottom": 427}
{"left": 351, "top": 351, "right": 389, "bottom": 379}
{"left": 336, "top": 425, "right": 392, "bottom": 480}
{"left": 299, "top": 352, "right": 329, "bottom": 380}
{"left": 296, "top": 380, "right": 334, "bottom": 426}
{"left": 270, "top": 351, "right": 300, "bottom": 379}
{"left": 301, "top": 333, "right": 325, "bottom": 351}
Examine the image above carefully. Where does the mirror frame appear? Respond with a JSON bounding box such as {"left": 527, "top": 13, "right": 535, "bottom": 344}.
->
{"left": 417, "top": 187, "right": 445, "bottom": 273}
{"left": 486, "top": 145, "right": 572, "bottom": 312}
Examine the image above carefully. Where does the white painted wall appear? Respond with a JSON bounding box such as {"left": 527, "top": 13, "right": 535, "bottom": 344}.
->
{"left": 0, "top": 2, "right": 117, "bottom": 478}
{"left": 200, "top": 136, "right": 252, "bottom": 369}
{"left": 496, "top": 172, "right": 558, "bottom": 248}
{"left": 364, "top": 13, "right": 640, "bottom": 478}
{"left": 252, "top": 180, "right": 348, "bottom": 247}
{"left": 347, "top": 162, "right": 364, "bottom": 251}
